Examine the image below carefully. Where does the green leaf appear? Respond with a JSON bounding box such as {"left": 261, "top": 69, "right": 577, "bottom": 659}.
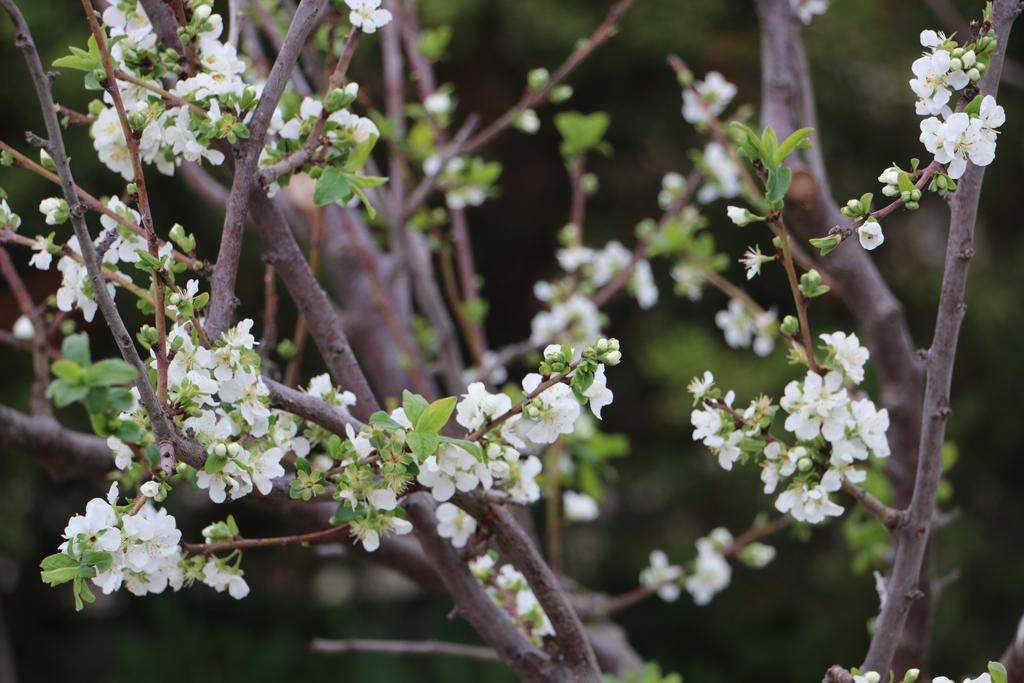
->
{"left": 554, "top": 111, "right": 610, "bottom": 157}
{"left": 897, "top": 172, "right": 915, "bottom": 194}
{"left": 989, "top": 662, "right": 1008, "bottom": 683}
{"left": 858, "top": 192, "right": 874, "bottom": 215}
{"left": 106, "top": 387, "right": 136, "bottom": 412}
{"left": 760, "top": 127, "right": 779, "bottom": 168}
{"left": 51, "top": 359, "right": 84, "bottom": 383}
{"left": 729, "top": 121, "right": 762, "bottom": 161}
{"left": 47, "top": 380, "right": 90, "bottom": 407}
{"left": 204, "top": 452, "right": 228, "bottom": 474}
{"left": 765, "top": 166, "right": 792, "bottom": 204}
{"left": 62, "top": 333, "right": 91, "bottom": 366}
{"left": 809, "top": 235, "right": 841, "bottom": 256}
{"left": 116, "top": 421, "right": 145, "bottom": 443}
{"left": 775, "top": 127, "right": 814, "bottom": 165}
{"left": 402, "top": 390, "right": 429, "bottom": 426}
{"left": 295, "top": 456, "right": 312, "bottom": 475}
{"left": 439, "top": 436, "right": 483, "bottom": 460}
{"left": 408, "top": 430, "right": 440, "bottom": 461}
{"left": 965, "top": 94, "right": 985, "bottom": 115}
{"left": 369, "top": 411, "right": 404, "bottom": 430}
{"left": 416, "top": 396, "right": 456, "bottom": 433}
{"left": 313, "top": 167, "right": 353, "bottom": 206}
{"left": 40, "top": 553, "right": 79, "bottom": 586}
{"left": 343, "top": 134, "right": 379, "bottom": 173}
{"left": 85, "top": 358, "right": 137, "bottom": 386}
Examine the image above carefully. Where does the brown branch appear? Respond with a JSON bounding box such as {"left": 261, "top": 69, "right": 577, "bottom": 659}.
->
{"left": 309, "top": 638, "right": 500, "bottom": 662}
{"left": 861, "top": 1, "right": 1021, "bottom": 673}
{"left": 206, "top": 0, "right": 329, "bottom": 339}
{"left": 0, "top": 247, "right": 50, "bottom": 416}
{"left": 405, "top": 493, "right": 562, "bottom": 683}
{"left": 841, "top": 480, "right": 905, "bottom": 530}
{"left": 182, "top": 524, "right": 348, "bottom": 553}
{"left": 249, "top": 191, "right": 380, "bottom": 418}
{"left": 0, "top": 403, "right": 111, "bottom": 479}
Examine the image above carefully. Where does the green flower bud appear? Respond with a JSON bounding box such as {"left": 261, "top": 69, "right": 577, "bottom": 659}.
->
{"left": 549, "top": 84, "right": 573, "bottom": 104}
{"left": 527, "top": 68, "right": 550, "bottom": 91}
{"left": 780, "top": 315, "right": 800, "bottom": 337}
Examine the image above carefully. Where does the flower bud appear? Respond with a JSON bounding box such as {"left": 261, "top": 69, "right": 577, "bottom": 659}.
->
{"left": 549, "top": 84, "right": 573, "bottom": 104}
{"left": 949, "top": 57, "right": 963, "bottom": 72}
{"left": 780, "top": 315, "right": 800, "bottom": 337}
{"left": 214, "top": 443, "right": 227, "bottom": 457}
{"left": 141, "top": 480, "right": 161, "bottom": 498}
{"left": 967, "top": 67, "right": 982, "bottom": 81}
{"left": 194, "top": 5, "right": 212, "bottom": 20}
{"left": 527, "top": 68, "right": 550, "bottom": 91}
{"left": 961, "top": 50, "right": 977, "bottom": 68}
{"left": 797, "top": 457, "right": 813, "bottom": 472}
{"left": 902, "top": 669, "right": 920, "bottom": 683}
{"left": 227, "top": 442, "right": 242, "bottom": 457}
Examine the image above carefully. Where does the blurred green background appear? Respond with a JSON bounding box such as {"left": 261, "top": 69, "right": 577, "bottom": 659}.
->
{"left": 1, "top": 0, "right": 1023, "bottom": 680}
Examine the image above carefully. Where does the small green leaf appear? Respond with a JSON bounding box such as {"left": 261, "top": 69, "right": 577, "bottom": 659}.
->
{"left": 416, "top": 396, "right": 456, "bottom": 434}
{"left": 51, "top": 359, "right": 84, "bottom": 383}
{"left": 402, "top": 390, "right": 429, "bottom": 426}
{"left": 343, "top": 135, "right": 379, "bottom": 173}
{"left": 989, "top": 662, "right": 1008, "bottom": 683}
{"left": 313, "top": 167, "right": 353, "bottom": 206}
{"left": 47, "top": 380, "right": 90, "bottom": 407}
{"left": 85, "top": 358, "right": 137, "bottom": 386}
{"left": 408, "top": 430, "right": 440, "bottom": 460}
{"left": 765, "top": 166, "right": 792, "bottom": 204}
{"left": 62, "top": 333, "right": 91, "bottom": 366}
{"left": 809, "top": 234, "right": 841, "bottom": 256}
{"left": 369, "top": 411, "right": 404, "bottom": 430}
{"left": 775, "top": 127, "right": 814, "bottom": 165}
{"left": 858, "top": 192, "right": 874, "bottom": 215}
{"left": 439, "top": 436, "right": 483, "bottom": 460}
{"left": 204, "top": 452, "right": 228, "bottom": 474}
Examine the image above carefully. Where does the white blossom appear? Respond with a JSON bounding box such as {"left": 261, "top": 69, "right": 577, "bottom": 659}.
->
{"left": 563, "top": 490, "right": 600, "bottom": 522}
{"left": 435, "top": 502, "right": 477, "bottom": 547}
{"left": 640, "top": 550, "right": 683, "bottom": 602}
{"left": 346, "top": 0, "right": 392, "bottom": 33}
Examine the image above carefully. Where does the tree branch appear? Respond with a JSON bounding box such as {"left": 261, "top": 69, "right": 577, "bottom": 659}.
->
{"left": 309, "top": 637, "right": 500, "bottom": 662}
{"left": 206, "top": 0, "right": 328, "bottom": 339}
{"left": 405, "top": 493, "right": 563, "bottom": 683}
{"left": 860, "top": 1, "right": 1021, "bottom": 674}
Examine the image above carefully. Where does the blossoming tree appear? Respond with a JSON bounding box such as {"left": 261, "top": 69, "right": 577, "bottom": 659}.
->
{"left": 0, "top": 0, "right": 1020, "bottom": 680}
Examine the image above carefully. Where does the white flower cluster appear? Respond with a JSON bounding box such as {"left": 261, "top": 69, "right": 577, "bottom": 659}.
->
{"left": 639, "top": 529, "right": 736, "bottom": 607}
{"left": 684, "top": 530, "right": 732, "bottom": 605}
{"left": 690, "top": 330, "right": 890, "bottom": 525}
{"left": 911, "top": 30, "right": 1004, "bottom": 179}
{"left": 697, "top": 142, "right": 742, "bottom": 204}
{"left": 59, "top": 484, "right": 184, "bottom": 597}
{"left": 54, "top": 484, "right": 254, "bottom": 603}
{"left": 681, "top": 72, "right": 735, "bottom": 126}
{"left": 715, "top": 299, "right": 776, "bottom": 357}
{"left": 470, "top": 553, "right": 554, "bottom": 642}
{"left": 92, "top": 2, "right": 242, "bottom": 179}
{"left": 105, "top": 314, "right": 306, "bottom": 507}
{"left": 554, "top": 241, "right": 658, "bottom": 310}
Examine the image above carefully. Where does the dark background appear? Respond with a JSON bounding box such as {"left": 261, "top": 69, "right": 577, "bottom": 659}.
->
{"left": 1, "top": 0, "right": 1023, "bottom": 680}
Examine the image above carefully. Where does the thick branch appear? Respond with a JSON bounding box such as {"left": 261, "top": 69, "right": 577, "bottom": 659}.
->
{"left": 249, "top": 191, "right": 380, "bottom": 418}
{"left": 206, "top": 0, "right": 328, "bottom": 339}
{"left": 861, "top": 1, "right": 1021, "bottom": 673}
{"left": 405, "top": 494, "right": 563, "bottom": 683}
